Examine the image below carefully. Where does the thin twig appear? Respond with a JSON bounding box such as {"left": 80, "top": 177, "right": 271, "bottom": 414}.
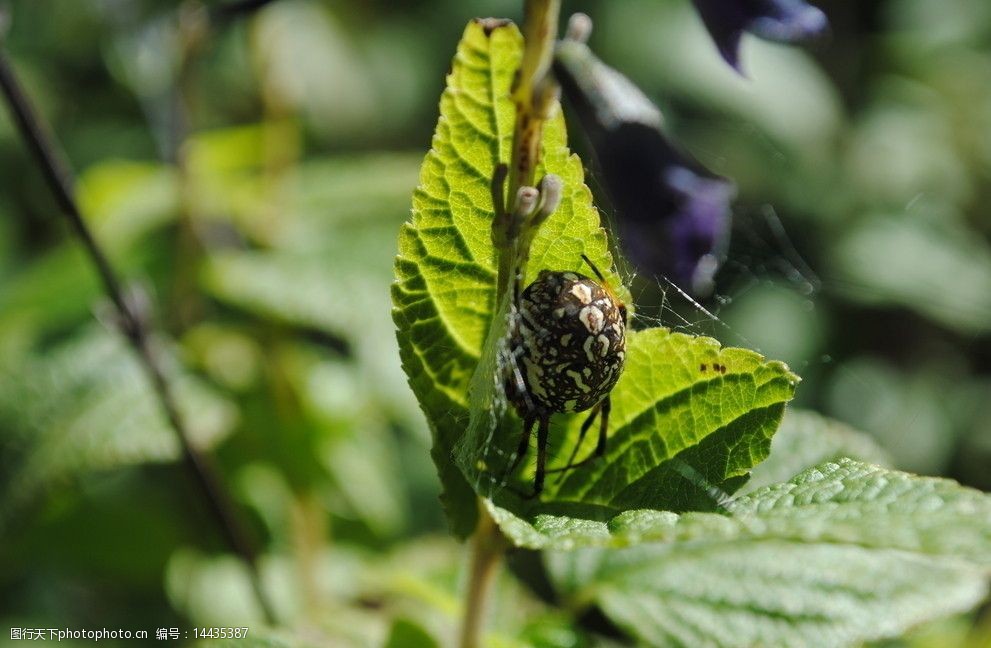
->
{"left": 0, "top": 46, "right": 276, "bottom": 624}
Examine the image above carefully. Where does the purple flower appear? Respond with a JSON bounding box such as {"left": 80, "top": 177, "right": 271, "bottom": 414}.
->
{"left": 692, "top": 0, "right": 829, "bottom": 70}
{"left": 555, "top": 38, "right": 735, "bottom": 295}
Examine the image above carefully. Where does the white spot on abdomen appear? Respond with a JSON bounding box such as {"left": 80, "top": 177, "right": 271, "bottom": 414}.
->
{"left": 570, "top": 283, "right": 593, "bottom": 304}
{"left": 579, "top": 306, "right": 604, "bottom": 333}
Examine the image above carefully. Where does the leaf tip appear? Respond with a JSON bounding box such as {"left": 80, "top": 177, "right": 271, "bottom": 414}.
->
{"left": 472, "top": 17, "right": 515, "bottom": 36}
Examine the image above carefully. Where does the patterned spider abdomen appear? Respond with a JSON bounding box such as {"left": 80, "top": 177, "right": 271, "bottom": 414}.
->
{"left": 507, "top": 270, "right": 627, "bottom": 416}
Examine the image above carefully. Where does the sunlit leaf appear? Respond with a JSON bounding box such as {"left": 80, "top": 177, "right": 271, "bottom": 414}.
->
{"left": 392, "top": 20, "right": 797, "bottom": 539}
{"left": 393, "top": 20, "right": 627, "bottom": 536}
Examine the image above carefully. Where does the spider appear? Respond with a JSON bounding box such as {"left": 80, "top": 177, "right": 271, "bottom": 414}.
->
{"left": 503, "top": 255, "right": 628, "bottom": 497}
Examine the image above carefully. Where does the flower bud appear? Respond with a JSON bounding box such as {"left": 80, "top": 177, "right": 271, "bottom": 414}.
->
{"left": 555, "top": 38, "right": 734, "bottom": 295}
{"left": 692, "top": 0, "right": 829, "bottom": 71}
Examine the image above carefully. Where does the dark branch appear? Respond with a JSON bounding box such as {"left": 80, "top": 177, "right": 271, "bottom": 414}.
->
{"left": 210, "top": 0, "right": 280, "bottom": 26}
{"left": 0, "top": 47, "right": 276, "bottom": 624}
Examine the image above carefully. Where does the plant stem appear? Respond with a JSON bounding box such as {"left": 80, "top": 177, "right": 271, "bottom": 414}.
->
{"left": 459, "top": 503, "right": 506, "bottom": 648}
{"left": 462, "top": 5, "right": 562, "bottom": 646}
{"left": 0, "top": 44, "right": 276, "bottom": 625}
{"left": 495, "top": 0, "right": 561, "bottom": 297}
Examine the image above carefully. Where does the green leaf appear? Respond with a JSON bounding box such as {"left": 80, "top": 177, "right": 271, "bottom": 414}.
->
{"left": 546, "top": 459, "right": 991, "bottom": 647}
{"left": 392, "top": 20, "right": 798, "bottom": 539}
{"left": 384, "top": 619, "right": 439, "bottom": 648}
{"left": 549, "top": 542, "right": 986, "bottom": 648}
{"left": 652, "top": 459, "right": 991, "bottom": 564}
{"left": 392, "top": 20, "right": 624, "bottom": 536}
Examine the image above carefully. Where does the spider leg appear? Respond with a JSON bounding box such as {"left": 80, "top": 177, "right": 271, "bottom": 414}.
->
{"left": 505, "top": 267, "right": 540, "bottom": 415}
{"left": 551, "top": 401, "right": 602, "bottom": 483}
{"left": 596, "top": 395, "right": 610, "bottom": 458}
{"left": 508, "top": 349, "right": 531, "bottom": 412}
{"left": 549, "top": 396, "right": 611, "bottom": 478}
{"left": 507, "top": 413, "right": 537, "bottom": 474}
{"left": 527, "top": 413, "right": 551, "bottom": 498}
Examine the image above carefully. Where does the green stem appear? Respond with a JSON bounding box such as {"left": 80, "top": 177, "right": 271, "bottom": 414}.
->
{"left": 458, "top": 503, "right": 506, "bottom": 648}
{"left": 494, "top": 0, "right": 561, "bottom": 298}
{"left": 462, "top": 6, "right": 562, "bottom": 646}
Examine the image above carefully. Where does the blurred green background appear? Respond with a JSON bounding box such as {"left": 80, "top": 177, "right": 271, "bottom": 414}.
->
{"left": 0, "top": 0, "right": 989, "bottom": 645}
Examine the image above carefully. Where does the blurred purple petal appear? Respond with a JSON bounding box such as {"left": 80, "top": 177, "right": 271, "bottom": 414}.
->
{"left": 555, "top": 39, "right": 735, "bottom": 295}
{"left": 692, "top": 0, "right": 828, "bottom": 70}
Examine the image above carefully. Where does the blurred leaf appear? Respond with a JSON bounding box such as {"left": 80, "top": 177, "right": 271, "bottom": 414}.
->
{"left": 956, "top": 393, "right": 991, "bottom": 492}
{"left": 744, "top": 408, "right": 891, "bottom": 492}
{"left": 0, "top": 159, "right": 176, "bottom": 338}
{"left": 229, "top": 337, "right": 412, "bottom": 538}
{"left": 252, "top": 0, "right": 376, "bottom": 143}
{"left": 1, "top": 470, "right": 191, "bottom": 585}
{"left": 0, "top": 326, "right": 237, "bottom": 525}
{"left": 319, "top": 427, "right": 407, "bottom": 538}
{"left": 103, "top": 10, "right": 181, "bottom": 99}
{"left": 183, "top": 534, "right": 552, "bottom": 647}
{"left": 291, "top": 153, "right": 422, "bottom": 230}
{"left": 825, "top": 357, "right": 961, "bottom": 475}
{"left": 0, "top": 245, "right": 103, "bottom": 336}
{"left": 77, "top": 159, "right": 180, "bottom": 252}
{"left": 546, "top": 459, "right": 991, "bottom": 647}
{"left": 185, "top": 123, "right": 280, "bottom": 237}
{"left": 885, "top": 0, "right": 991, "bottom": 50}
{"left": 362, "top": 535, "right": 564, "bottom": 648}
{"left": 200, "top": 152, "right": 423, "bottom": 425}
{"left": 830, "top": 215, "right": 991, "bottom": 335}
{"left": 166, "top": 548, "right": 270, "bottom": 626}
{"left": 384, "top": 618, "right": 439, "bottom": 648}
{"left": 301, "top": 355, "right": 410, "bottom": 538}
{"left": 182, "top": 323, "right": 263, "bottom": 393}
{"left": 202, "top": 240, "right": 413, "bottom": 422}
{"left": 235, "top": 463, "right": 296, "bottom": 548}
{"left": 205, "top": 250, "right": 366, "bottom": 338}
{"left": 845, "top": 88, "right": 972, "bottom": 210}
{"left": 186, "top": 123, "right": 270, "bottom": 176}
